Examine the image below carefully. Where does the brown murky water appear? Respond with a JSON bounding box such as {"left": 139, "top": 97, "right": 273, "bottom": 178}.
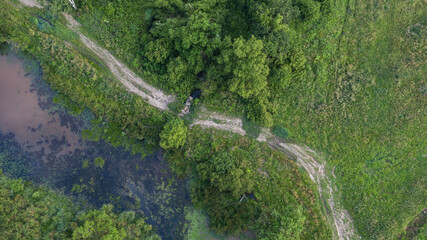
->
{"left": 0, "top": 54, "right": 82, "bottom": 163}
{"left": 0, "top": 53, "right": 190, "bottom": 238}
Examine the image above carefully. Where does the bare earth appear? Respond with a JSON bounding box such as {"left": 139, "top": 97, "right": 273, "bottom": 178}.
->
{"left": 17, "top": 0, "right": 42, "bottom": 8}
{"left": 63, "top": 13, "right": 175, "bottom": 111}
{"left": 31, "top": 11, "right": 357, "bottom": 240}
{"left": 190, "top": 108, "right": 246, "bottom": 135}
{"left": 268, "top": 139, "right": 357, "bottom": 240}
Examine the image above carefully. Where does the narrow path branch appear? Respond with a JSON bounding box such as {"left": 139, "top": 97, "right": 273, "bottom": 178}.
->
{"left": 56, "top": 12, "right": 357, "bottom": 240}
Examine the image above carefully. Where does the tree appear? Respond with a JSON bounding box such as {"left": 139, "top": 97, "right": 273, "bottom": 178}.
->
{"left": 142, "top": 1, "right": 224, "bottom": 95}
{"left": 247, "top": 93, "right": 275, "bottom": 127}
{"left": 248, "top": 0, "right": 300, "bottom": 36}
{"left": 73, "top": 205, "right": 127, "bottom": 240}
{"left": 0, "top": 169, "right": 160, "bottom": 240}
{"left": 94, "top": 157, "right": 105, "bottom": 168}
{"left": 256, "top": 205, "right": 306, "bottom": 240}
{"left": 191, "top": 150, "right": 257, "bottom": 233}
{"left": 73, "top": 204, "right": 160, "bottom": 240}
{"left": 159, "top": 117, "right": 188, "bottom": 149}
{"left": 214, "top": 35, "right": 276, "bottom": 126}
{"left": 197, "top": 151, "right": 255, "bottom": 199}
{"left": 218, "top": 36, "right": 269, "bottom": 99}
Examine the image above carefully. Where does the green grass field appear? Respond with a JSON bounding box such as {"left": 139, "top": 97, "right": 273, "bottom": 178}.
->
{"left": 274, "top": 0, "right": 426, "bottom": 238}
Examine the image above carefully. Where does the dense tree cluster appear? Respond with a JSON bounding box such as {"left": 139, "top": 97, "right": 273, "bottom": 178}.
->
{"left": 159, "top": 117, "right": 187, "bottom": 149}
{"left": 165, "top": 128, "right": 331, "bottom": 239}
{"left": 141, "top": 0, "right": 329, "bottom": 125}
{"left": 0, "top": 170, "right": 160, "bottom": 239}
{"left": 74, "top": 0, "right": 330, "bottom": 126}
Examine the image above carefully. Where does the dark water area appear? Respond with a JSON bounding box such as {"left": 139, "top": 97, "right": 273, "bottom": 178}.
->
{"left": 0, "top": 53, "right": 190, "bottom": 239}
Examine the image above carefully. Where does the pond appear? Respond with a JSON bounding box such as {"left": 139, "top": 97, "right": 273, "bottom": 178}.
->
{"left": 0, "top": 52, "right": 190, "bottom": 239}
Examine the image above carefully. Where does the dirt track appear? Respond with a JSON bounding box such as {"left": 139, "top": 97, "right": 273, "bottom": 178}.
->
{"left": 189, "top": 112, "right": 358, "bottom": 239}
{"left": 63, "top": 14, "right": 175, "bottom": 111}
{"left": 65, "top": 13, "right": 358, "bottom": 237}
{"left": 190, "top": 108, "right": 246, "bottom": 135}
{"left": 267, "top": 138, "right": 357, "bottom": 240}
{"left": 17, "top": 7, "right": 357, "bottom": 239}
{"left": 17, "top": 0, "right": 42, "bottom": 8}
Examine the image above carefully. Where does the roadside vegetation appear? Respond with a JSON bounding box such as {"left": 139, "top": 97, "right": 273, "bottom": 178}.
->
{"left": 1, "top": 0, "right": 330, "bottom": 238}
{"left": 166, "top": 127, "right": 330, "bottom": 239}
{"left": 1, "top": 0, "right": 170, "bottom": 158}
{"left": 69, "top": 0, "right": 331, "bottom": 126}
{"left": 65, "top": 0, "right": 426, "bottom": 238}
{"left": 1, "top": 0, "right": 425, "bottom": 239}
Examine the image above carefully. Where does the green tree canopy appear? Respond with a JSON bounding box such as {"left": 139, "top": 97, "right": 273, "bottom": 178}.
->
{"left": 256, "top": 205, "right": 306, "bottom": 240}
{"left": 196, "top": 151, "right": 255, "bottom": 199}
{"left": 75, "top": 0, "right": 331, "bottom": 126}
{"left": 219, "top": 36, "right": 269, "bottom": 99}
{"left": 0, "top": 170, "right": 160, "bottom": 240}
{"left": 159, "top": 117, "right": 188, "bottom": 149}
{"left": 73, "top": 204, "right": 159, "bottom": 240}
